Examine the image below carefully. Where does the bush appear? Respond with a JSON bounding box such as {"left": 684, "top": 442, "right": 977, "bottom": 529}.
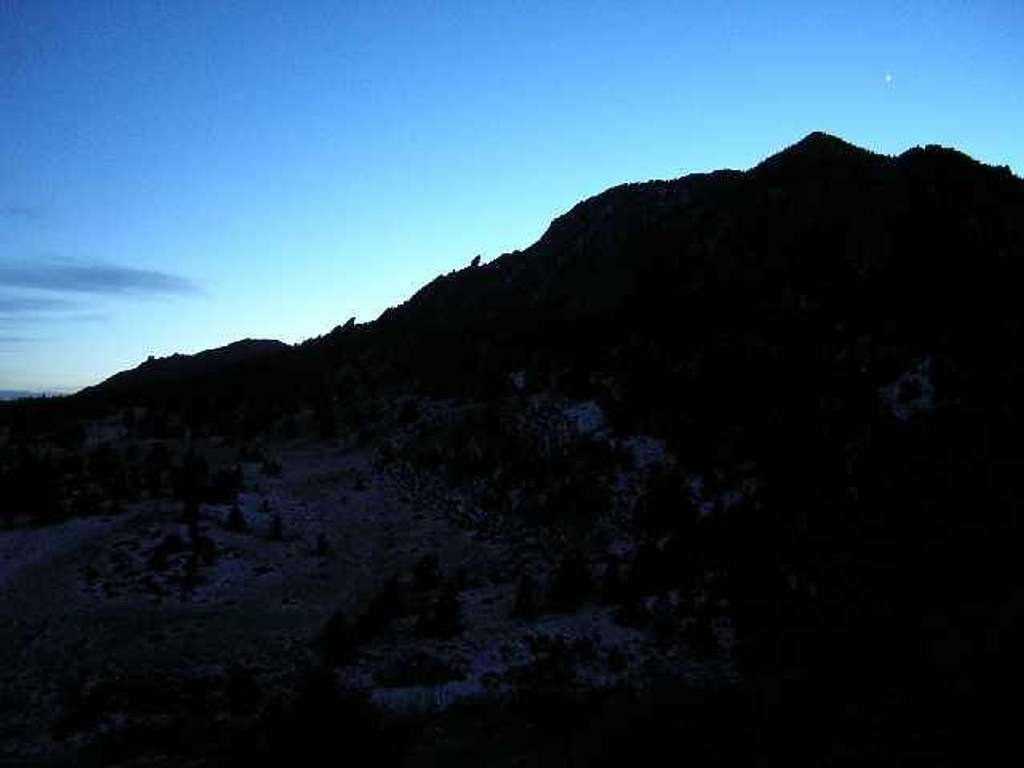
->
{"left": 269, "top": 512, "right": 284, "bottom": 541}
{"left": 510, "top": 634, "right": 592, "bottom": 690}
{"left": 195, "top": 533, "right": 217, "bottom": 565}
{"left": 356, "top": 578, "right": 405, "bottom": 641}
{"left": 317, "top": 610, "right": 356, "bottom": 666}
{"left": 207, "top": 465, "right": 243, "bottom": 504}
{"left": 315, "top": 532, "right": 330, "bottom": 557}
{"left": 225, "top": 665, "right": 261, "bottom": 716}
{"left": 685, "top": 616, "right": 718, "bottom": 657}
{"left": 181, "top": 553, "right": 200, "bottom": 595}
{"left": 147, "top": 533, "right": 184, "bottom": 572}
{"left": 614, "top": 597, "right": 650, "bottom": 628}
{"left": 225, "top": 503, "right": 247, "bottom": 532}
{"left": 417, "top": 582, "right": 463, "bottom": 638}
{"left": 243, "top": 668, "right": 395, "bottom": 765}
{"left": 626, "top": 541, "right": 686, "bottom": 598}
{"left": 650, "top": 594, "right": 677, "bottom": 640}
{"left": 374, "top": 652, "right": 465, "bottom": 687}
{"left": 638, "top": 465, "right": 697, "bottom": 537}
{"left": 548, "top": 551, "right": 594, "bottom": 612}
{"left": 147, "top": 546, "right": 169, "bottom": 572}
{"left": 601, "top": 559, "right": 628, "bottom": 604}
{"left": 175, "top": 449, "right": 209, "bottom": 501}
{"left": 412, "top": 554, "right": 442, "bottom": 591}
{"left": 182, "top": 497, "right": 199, "bottom": 529}
{"left": 511, "top": 574, "right": 541, "bottom": 620}
{"left": 239, "top": 444, "right": 265, "bottom": 462}
{"left": 607, "top": 646, "right": 628, "bottom": 674}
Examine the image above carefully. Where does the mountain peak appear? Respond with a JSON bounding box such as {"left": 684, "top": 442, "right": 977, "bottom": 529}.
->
{"left": 752, "top": 132, "right": 882, "bottom": 177}
{"left": 773, "top": 131, "right": 872, "bottom": 160}
{"left": 792, "top": 130, "right": 853, "bottom": 150}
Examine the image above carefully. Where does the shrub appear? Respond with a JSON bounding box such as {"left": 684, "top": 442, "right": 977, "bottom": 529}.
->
{"left": 248, "top": 669, "right": 390, "bottom": 764}
{"left": 685, "top": 616, "right": 718, "bottom": 657}
{"left": 239, "top": 444, "right": 265, "bottom": 462}
{"left": 270, "top": 512, "right": 284, "bottom": 541}
{"left": 511, "top": 574, "right": 541, "bottom": 620}
{"left": 547, "top": 551, "right": 594, "bottom": 612}
{"left": 417, "top": 582, "right": 463, "bottom": 638}
{"left": 317, "top": 610, "right": 356, "bottom": 666}
{"left": 225, "top": 503, "right": 247, "bottom": 532}
{"left": 614, "top": 597, "right": 650, "bottom": 628}
{"left": 651, "top": 594, "right": 678, "bottom": 640}
{"left": 373, "top": 652, "right": 465, "bottom": 687}
{"left": 356, "top": 578, "right": 405, "bottom": 641}
{"left": 412, "top": 553, "right": 441, "bottom": 591}
{"left": 601, "top": 559, "right": 628, "bottom": 604}
{"left": 147, "top": 546, "right": 169, "bottom": 572}
{"left": 626, "top": 541, "right": 687, "bottom": 598}
{"left": 175, "top": 449, "right": 209, "bottom": 501}
{"left": 181, "top": 553, "right": 200, "bottom": 595}
{"left": 638, "top": 465, "right": 697, "bottom": 537}
{"left": 181, "top": 495, "right": 199, "bottom": 520}
{"left": 148, "top": 532, "right": 184, "bottom": 571}
{"left": 510, "top": 634, "right": 591, "bottom": 690}
{"left": 607, "top": 646, "right": 628, "bottom": 674}
{"left": 207, "top": 465, "right": 243, "bottom": 504}
{"left": 225, "top": 665, "right": 261, "bottom": 716}
{"left": 195, "top": 534, "right": 217, "bottom": 565}
{"left": 315, "top": 532, "right": 330, "bottom": 557}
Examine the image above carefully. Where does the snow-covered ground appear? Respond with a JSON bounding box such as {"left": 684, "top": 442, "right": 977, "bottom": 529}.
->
{"left": 0, "top": 437, "right": 738, "bottom": 759}
{"left": 880, "top": 355, "right": 937, "bottom": 422}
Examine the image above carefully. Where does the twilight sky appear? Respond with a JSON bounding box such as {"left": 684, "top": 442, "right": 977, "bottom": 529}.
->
{"left": 1, "top": 0, "right": 1022, "bottom": 392}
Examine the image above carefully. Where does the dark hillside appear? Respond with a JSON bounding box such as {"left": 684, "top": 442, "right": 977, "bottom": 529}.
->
{"left": 3, "top": 133, "right": 1024, "bottom": 762}
{"left": 85, "top": 338, "right": 290, "bottom": 398}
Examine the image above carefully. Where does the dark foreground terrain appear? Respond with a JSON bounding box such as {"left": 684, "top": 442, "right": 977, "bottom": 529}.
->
{"left": 2, "top": 133, "right": 1023, "bottom": 765}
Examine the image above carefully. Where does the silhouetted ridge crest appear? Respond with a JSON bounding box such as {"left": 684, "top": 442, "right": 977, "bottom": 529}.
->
{"left": 86, "top": 338, "right": 289, "bottom": 397}
{"left": 895, "top": 142, "right": 1021, "bottom": 181}
{"left": 751, "top": 131, "right": 887, "bottom": 180}
{"left": 26, "top": 132, "right": 1021, "bottom": 411}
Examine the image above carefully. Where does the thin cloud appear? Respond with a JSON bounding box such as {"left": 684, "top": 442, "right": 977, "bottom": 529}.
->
{"left": 0, "top": 204, "right": 43, "bottom": 219}
{"left": 0, "top": 311, "right": 105, "bottom": 325}
{"left": 0, "top": 262, "right": 200, "bottom": 296}
{"left": 0, "top": 296, "right": 78, "bottom": 314}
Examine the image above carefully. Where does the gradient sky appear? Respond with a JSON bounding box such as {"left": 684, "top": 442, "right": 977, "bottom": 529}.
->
{"left": 2, "top": 0, "right": 1022, "bottom": 392}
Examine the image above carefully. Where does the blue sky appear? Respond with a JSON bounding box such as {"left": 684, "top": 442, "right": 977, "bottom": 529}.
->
{"left": 2, "top": 0, "right": 1022, "bottom": 392}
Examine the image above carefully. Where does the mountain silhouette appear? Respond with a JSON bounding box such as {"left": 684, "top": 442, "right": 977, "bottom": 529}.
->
{"left": 34, "top": 131, "right": 1019, "bottom": 427}
{"left": 82, "top": 338, "right": 288, "bottom": 399}
{"left": 3, "top": 133, "right": 1024, "bottom": 763}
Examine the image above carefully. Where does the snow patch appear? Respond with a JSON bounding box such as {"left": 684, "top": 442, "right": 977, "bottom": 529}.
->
{"left": 880, "top": 356, "right": 936, "bottom": 422}
{"left": 621, "top": 435, "right": 666, "bottom": 471}
{"left": 562, "top": 400, "right": 606, "bottom": 435}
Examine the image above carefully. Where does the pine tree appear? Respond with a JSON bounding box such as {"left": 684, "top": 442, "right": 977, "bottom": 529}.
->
{"left": 315, "top": 532, "right": 330, "bottom": 557}
{"left": 270, "top": 512, "right": 284, "bottom": 541}
{"left": 226, "top": 502, "right": 247, "bottom": 532}
{"left": 512, "top": 574, "right": 541, "bottom": 620}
